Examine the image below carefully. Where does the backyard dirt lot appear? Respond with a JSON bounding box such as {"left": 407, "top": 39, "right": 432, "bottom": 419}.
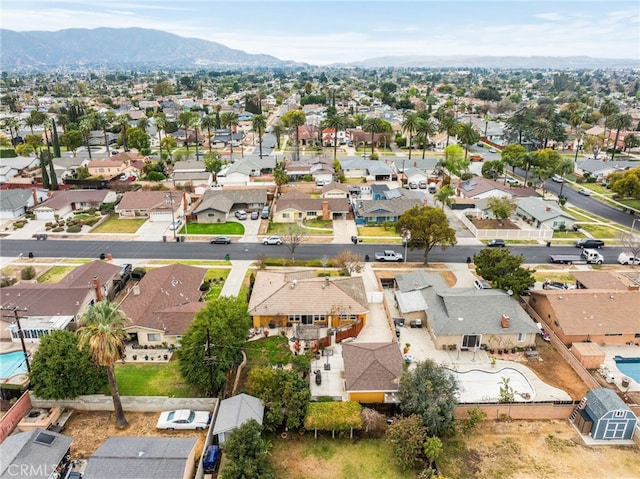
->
{"left": 440, "top": 419, "right": 640, "bottom": 479}
{"left": 63, "top": 411, "right": 207, "bottom": 460}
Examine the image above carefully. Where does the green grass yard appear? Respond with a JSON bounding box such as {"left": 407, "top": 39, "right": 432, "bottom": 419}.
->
{"left": 203, "top": 268, "right": 230, "bottom": 301}
{"left": 114, "top": 359, "right": 201, "bottom": 397}
{"left": 178, "top": 221, "right": 244, "bottom": 235}
{"left": 37, "top": 266, "right": 75, "bottom": 283}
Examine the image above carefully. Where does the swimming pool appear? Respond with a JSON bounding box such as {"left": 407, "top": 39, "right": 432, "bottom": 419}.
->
{"left": 448, "top": 367, "right": 535, "bottom": 403}
{"left": 614, "top": 356, "right": 640, "bottom": 383}
{"left": 0, "top": 350, "right": 30, "bottom": 379}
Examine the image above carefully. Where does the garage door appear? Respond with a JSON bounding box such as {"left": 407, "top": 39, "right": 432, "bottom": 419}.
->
{"left": 35, "top": 210, "right": 55, "bottom": 221}
{"left": 151, "top": 212, "right": 173, "bottom": 222}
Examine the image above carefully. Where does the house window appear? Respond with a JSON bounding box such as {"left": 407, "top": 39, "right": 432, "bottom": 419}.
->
{"left": 307, "top": 211, "right": 317, "bottom": 217}
{"left": 517, "top": 333, "right": 526, "bottom": 342}
{"left": 605, "top": 333, "right": 622, "bottom": 337}
{"left": 283, "top": 213, "right": 290, "bottom": 219}
{"left": 614, "top": 410, "right": 625, "bottom": 418}
{"left": 147, "top": 333, "right": 161, "bottom": 342}
{"left": 208, "top": 213, "right": 216, "bottom": 217}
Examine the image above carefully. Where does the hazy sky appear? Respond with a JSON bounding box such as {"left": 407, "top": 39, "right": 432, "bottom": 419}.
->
{"left": 2, "top": 0, "right": 639, "bottom": 64}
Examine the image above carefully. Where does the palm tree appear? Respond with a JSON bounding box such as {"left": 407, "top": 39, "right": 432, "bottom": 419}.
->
{"left": 533, "top": 119, "right": 553, "bottom": 149}
{"left": 554, "top": 158, "right": 574, "bottom": 197}
{"left": 402, "top": 112, "right": 420, "bottom": 160}
{"left": 271, "top": 123, "right": 284, "bottom": 150}
{"left": 93, "top": 113, "right": 112, "bottom": 156}
{"left": 607, "top": 113, "right": 633, "bottom": 161}
{"left": 220, "top": 111, "right": 239, "bottom": 161}
{"left": 137, "top": 116, "right": 150, "bottom": 133}
{"left": 251, "top": 114, "right": 267, "bottom": 158}
{"left": 435, "top": 185, "right": 455, "bottom": 210}
{"left": 3, "top": 117, "right": 20, "bottom": 148}
{"left": 323, "top": 113, "right": 346, "bottom": 160}
{"left": 363, "top": 117, "right": 383, "bottom": 156}
{"left": 153, "top": 112, "right": 168, "bottom": 160}
{"left": 79, "top": 117, "right": 94, "bottom": 160}
{"left": 599, "top": 98, "right": 618, "bottom": 139}
{"left": 440, "top": 115, "right": 457, "bottom": 148}
{"left": 200, "top": 113, "right": 217, "bottom": 154}
{"left": 178, "top": 111, "right": 194, "bottom": 152}
{"left": 77, "top": 301, "right": 130, "bottom": 429}
{"left": 116, "top": 114, "right": 131, "bottom": 151}
{"left": 456, "top": 122, "right": 480, "bottom": 159}
{"left": 414, "top": 117, "right": 437, "bottom": 159}
{"left": 191, "top": 113, "right": 202, "bottom": 160}
{"left": 42, "top": 118, "right": 53, "bottom": 157}
{"left": 281, "top": 110, "right": 306, "bottom": 161}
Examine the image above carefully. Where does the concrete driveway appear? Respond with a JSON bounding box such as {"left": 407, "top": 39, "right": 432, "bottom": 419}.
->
{"left": 134, "top": 219, "right": 172, "bottom": 242}
{"left": 332, "top": 217, "right": 358, "bottom": 244}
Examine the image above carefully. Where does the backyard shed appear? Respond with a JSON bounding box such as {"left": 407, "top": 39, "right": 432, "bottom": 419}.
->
{"left": 583, "top": 388, "right": 637, "bottom": 440}
{"left": 212, "top": 393, "right": 264, "bottom": 444}
{"left": 571, "top": 342, "right": 605, "bottom": 369}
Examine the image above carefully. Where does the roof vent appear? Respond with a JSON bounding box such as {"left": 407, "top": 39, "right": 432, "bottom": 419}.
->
{"left": 133, "top": 285, "right": 140, "bottom": 296}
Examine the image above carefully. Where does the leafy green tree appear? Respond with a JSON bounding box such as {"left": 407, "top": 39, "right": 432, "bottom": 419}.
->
{"left": 501, "top": 143, "right": 527, "bottom": 176}
{"left": 398, "top": 359, "right": 459, "bottom": 436}
{"left": 386, "top": 415, "right": 427, "bottom": 471}
{"left": 623, "top": 133, "right": 640, "bottom": 152}
{"left": 153, "top": 80, "right": 174, "bottom": 97}
{"left": 15, "top": 143, "right": 35, "bottom": 157}
{"left": 77, "top": 301, "right": 130, "bottom": 428}
{"left": 127, "top": 127, "right": 150, "bottom": 151}
{"left": 423, "top": 436, "right": 443, "bottom": 471}
{"left": 178, "top": 296, "right": 251, "bottom": 395}
{"left": 481, "top": 159, "right": 505, "bottom": 180}
{"left": 273, "top": 167, "right": 288, "bottom": 187}
{"left": 246, "top": 367, "right": 310, "bottom": 431}
{"left": 607, "top": 167, "right": 640, "bottom": 199}
{"left": 59, "top": 130, "right": 82, "bottom": 153}
{"left": 487, "top": 197, "right": 516, "bottom": 220}
{"left": 281, "top": 109, "right": 306, "bottom": 161}
{"left": 396, "top": 206, "right": 456, "bottom": 265}
{"left": 220, "top": 419, "right": 274, "bottom": 479}
{"left": 473, "top": 248, "right": 535, "bottom": 295}
{"left": 79, "top": 117, "right": 94, "bottom": 160}
{"left": 76, "top": 165, "right": 90, "bottom": 180}
{"left": 434, "top": 185, "right": 455, "bottom": 210}
{"left": 51, "top": 118, "right": 61, "bottom": 158}
{"left": 30, "top": 330, "right": 107, "bottom": 399}
{"left": 441, "top": 144, "right": 468, "bottom": 184}
{"left": 39, "top": 151, "right": 50, "bottom": 189}
{"left": 48, "top": 151, "right": 58, "bottom": 190}
{"left": 584, "top": 134, "right": 606, "bottom": 160}
{"left": 203, "top": 151, "right": 225, "bottom": 176}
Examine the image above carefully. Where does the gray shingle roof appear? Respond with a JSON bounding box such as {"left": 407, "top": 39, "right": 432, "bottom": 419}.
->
{"left": 515, "top": 197, "right": 575, "bottom": 223}
{"left": 194, "top": 188, "right": 267, "bottom": 214}
{"left": 83, "top": 436, "right": 197, "bottom": 479}
{"left": 356, "top": 197, "right": 422, "bottom": 218}
{"left": 1, "top": 428, "right": 73, "bottom": 479}
{"left": 585, "top": 388, "right": 632, "bottom": 419}
{"left": 0, "top": 189, "right": 31, "bottom": 211}
{"left": 212, "top": 393, "right": 264, "bottom": 435}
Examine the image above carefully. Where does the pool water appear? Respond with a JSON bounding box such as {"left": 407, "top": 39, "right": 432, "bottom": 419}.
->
{"left": 614, "top": 356, "right": 640, "bottom": 383}
{"left": 0, "top": 351, "right": 29, "bottom": 379}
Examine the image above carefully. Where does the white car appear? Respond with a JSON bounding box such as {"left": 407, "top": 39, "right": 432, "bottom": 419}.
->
{"left": 169, "top": 219, "right": 182, "bottom": 231}
{"left": 552, "top": 175, "right": 564, "bottom": 183}
{"left": 617, "top": 252, "right": 640, "bottom": 265}
{"left": 156, "top": 409, "right": 210, "bottom": 430}
{"left": 263, "top": 235, "right": 282, "bottom": 245}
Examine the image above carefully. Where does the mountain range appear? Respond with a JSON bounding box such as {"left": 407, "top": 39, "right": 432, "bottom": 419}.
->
{"left": 1, "top": 27, "right": 637, "bottom": 70}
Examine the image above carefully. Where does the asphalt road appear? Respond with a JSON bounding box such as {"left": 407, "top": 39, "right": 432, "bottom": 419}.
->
{"left": 0, "top": 238, "right": 626, "bottom": 265}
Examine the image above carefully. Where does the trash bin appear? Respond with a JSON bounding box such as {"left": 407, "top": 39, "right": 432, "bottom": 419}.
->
{"left": 546, "top": 241, "right": 551, "bottom": 247}
{"left": 99, "top": 253, "right": 106, "bottom": 260}
{"left": 225, "top": 253, "right": 230, "bottom": 261}
{"left": 365, "top": 254, "right": 370, "bottom": 262}
{"left": 28, "top": 252, "right": 34, "bottom": 259}
{"left": 162, "top": 235, "right": 166, "bottom": 242}
{"left": 466, "top": 256, "right": 471, "bottom": 264}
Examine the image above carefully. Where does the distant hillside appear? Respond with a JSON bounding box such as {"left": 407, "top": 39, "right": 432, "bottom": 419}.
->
{"left": 0, "top": 27, "right": 290, "bottom": 69}
{"left": 350, "top": 55, "right": 638, "bottom": 69}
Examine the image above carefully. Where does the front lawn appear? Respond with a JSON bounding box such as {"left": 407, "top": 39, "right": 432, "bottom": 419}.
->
{"left": 357, "top": 226, "right": 399, "bottom": 237}
{"left": 203, "top": 268, "right": 230, "bottom": 301}
{"left": 267, "top": 223, "right": 332, "bottom": 235}
{"left": 114, "top": 359, "right": 201, "bottom": 397}
{"left": 269, "top": 435, "right": 415, "bottom": 479}
{"left": 90, "top": 215, "right": 147, "bottom": 233}
{"left": 178, "top": 221, "right": 245, "bottom": 235}
{"left": 578, "top": 223, "right": 621, "bottom": 239}
{"left": 37, "top": 266, "right": 75, "bottom": 283}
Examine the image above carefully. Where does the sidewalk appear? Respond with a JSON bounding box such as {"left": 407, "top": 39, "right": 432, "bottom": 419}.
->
{"left": 219, "top": 260, "right": 253, "bottom": 297}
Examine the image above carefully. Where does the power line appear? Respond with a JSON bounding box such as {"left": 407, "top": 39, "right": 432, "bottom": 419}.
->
{"left": 0, "top": 305, "right": 31, "bottom": 375}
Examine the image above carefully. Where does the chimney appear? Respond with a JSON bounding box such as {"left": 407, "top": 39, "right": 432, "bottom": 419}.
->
{"left": 322, "top": 200, "right": 330, "bottom": 220}
{"left": 545, "top": 207, "right": 551, "bottom": 212}
{"left": 93, "top": 275, "right": 104, "bottom": 302}
{"left": 501, "top": 314, "right": 510, "bottom": 329}
{"left": 32, "top": 188, "right": 38, "bottom": 205}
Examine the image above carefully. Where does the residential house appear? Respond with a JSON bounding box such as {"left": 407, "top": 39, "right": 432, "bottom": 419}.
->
{"left": 431, "top": 132, "right": 457, "bottom": 149}
{"left": 87, "top": 158, "right": 127, "bottom": 178}
{"left": 458, "top": 177, "right": 536, "bottom": 200}
{"left": 395, "top": 271, "right": 539, "bottom": 351}
{"left": 576, "top": 159, "right": 637, "bottom": 183}
{"left": 515, "top": 198, "right": 576, "bottom": 230}
{"left": 32, "top": 190, "right": 117, "bottom": 220}
{"left": 0, "top": 189, "right": 47, "bottom": 219}
{"left": 404, "top": 167, "right": 429, "bottom": 186}
{"left": 571, "top": 388, "right": 637, "bottom": 440}
{"left": 0, "top": 156, "right": 41, "bottom": 183}
{"left": 342, "top": 342, "right": 403, "bottom": 403}
{"left": 0, "top": 428, "right": 74, "bottom": 479}
{"left": 119, "top": 264, "right": 206, "bottom": 346}
{"left": 83, "top": 437, "right": 198, "bottom": 479}
{"left": 51, "top": 155, "right": 89, "bottom": 180}
{"left": 212, "top": 394, "right": 264, "bottom": 444}
{"left": 0, "top": 261, "right": 124, "bottom": 342}
{"left": 353, "top": 195, "right": 422, "bottom": 225}
{"left": 340, "top": 158, "right": 394, "bottom": 181}
{"left": 0, "top": 164, "right": 18, "bottom": 184}
{"left": 321, "top": 127, "right": 349, "bottom": 146}
{"left": 116, "top": 190, "right": 184, "bottom": 222}
{"left": 390, "top": 157, "right": 441, "bottom": 175}
{"left": 216, "top": 157, "right": 276, "bottom": 186}
{"left": 273, "top": 190, "right": 349, "bottom": 223}
{"left": 528, "top": 271, "right": 639, "bottom": 347}
{"left": 320, "top": 182, "right": 349, "bottom": 199}
{"left": 248, "top": 270, "right": 369, "bottom": 329}
{"left": 171, "top": 160, "right": 213, "bottom": 191}
{"left": 194, "top": 188, "right": 267, "bottom": 224}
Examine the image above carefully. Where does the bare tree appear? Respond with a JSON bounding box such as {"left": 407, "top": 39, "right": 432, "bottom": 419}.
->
{"left": 334, "top": 250, "right": 364, "bottom": 276}
{"left": 282, "top": 224, "right": 308, "bottom": 262}
{"left": 361, "top": 407, "right": 387, "bottom": 438}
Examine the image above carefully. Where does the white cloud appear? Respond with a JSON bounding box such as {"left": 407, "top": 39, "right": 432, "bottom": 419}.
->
{"left": 535, "top": 12, "right": 564, "bottom": 21}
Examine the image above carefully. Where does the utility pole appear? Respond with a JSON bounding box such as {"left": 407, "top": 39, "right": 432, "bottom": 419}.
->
{"left": 1, "top": 305, "right": 31, "bottom": 375}
{"left": 205, "top": 328, "right": 215, "bottom": 397}
{"left": 165, "top": 191, "right": 178, "bottom": 241}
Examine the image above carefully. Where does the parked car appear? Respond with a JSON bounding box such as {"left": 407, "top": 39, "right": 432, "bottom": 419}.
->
{"left": 409, "top": 181, "right": 418, "bottom": 189}
{"left": 250, "top": 211, "right": 259, "bottom": 220}
{"left": 505, "top": 177, "right": 519, "bottom": 185}
{"left": 578, "top": 188, "right": 592, "bottom": 196}
{"left": 168, "top": 219, "right": 182, "bottom": 231}
{"left": 474, "top": 279, "right": 492, "bottom": 290}
{"left": 234, "top": 210, "right": 247, "bottom": 220}
{"left": 156, "top": 409, "right": 210, "bottom": 430}
{"left": 409, "top": 319, "right": 423, "bottom": 328}
{"left": 487, "top": 239, "right": 506, "bottom": 247}
{"left": 263, "top": 235, "right": 282, "bottom": 245}
{"left": 552, "top": 175, "right": 564, "bottom": 183}
{"left": 418, "top": 180, "right": 427, "bottom": 189}
{"left": 211, "top": 236, "right": 231, "bottom": 244}
{"left": 542, "top": 279, "right": 571, "bottom": 290}
{"left": 575, "top": 238, "right": 604, "bottom": 249}
{"left": 489, "top": 148, "right": 497, "bottom": 153}
{"left": 469, "top": 154, "right": 483, "bottom": 162}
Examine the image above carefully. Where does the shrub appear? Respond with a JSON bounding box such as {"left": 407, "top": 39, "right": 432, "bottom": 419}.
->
{"left": 21, "top": 266, "right": 36, "bottom": 280}
{"left": 66, "top": 225, "right": 82, "bottom": 233}
{"left": 52, "top": 227, "right": 64, "bottom": 232}
{"left": 1, "top": 276, "right": 17, "bottom": 287}
{"left": 199, "top": 281, "right": 211, "bottom": 292}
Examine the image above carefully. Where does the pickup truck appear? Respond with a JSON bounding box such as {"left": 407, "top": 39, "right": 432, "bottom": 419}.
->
{"left": 374, "top": 250, "right": 404, "bottom": 262}
{"left": 549, "top": 248, "right": 603, "bottom": 265}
